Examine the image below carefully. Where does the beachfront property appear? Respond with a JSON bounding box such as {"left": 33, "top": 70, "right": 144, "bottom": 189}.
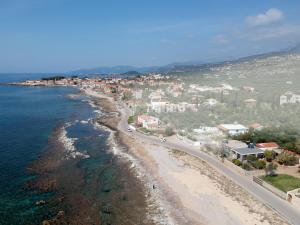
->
{"left": 218, "top": 124, "right": 249, "bottom": 136}
{"left": 137, "top": 115, "right": 160, "bottom": 130}
{"left": 280, "top": 92, "right": 300, "bottom": 105}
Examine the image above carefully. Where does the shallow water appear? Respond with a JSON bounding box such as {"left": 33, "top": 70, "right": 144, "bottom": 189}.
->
{"left": 0, "top": 74, "right": 151, "bottom": 224}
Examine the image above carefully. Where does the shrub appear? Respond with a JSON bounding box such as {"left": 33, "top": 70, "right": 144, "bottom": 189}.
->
{"left": 246, "top": 155, "right": 257, "bottom": 162}
{"left": 253, "top": 160, "right": 266, "bottom": 170}
{"left": 127, "top": 116, "right": 135, "bottom": 124}
{"left": 242, "top": 163, "right": 251, "bottom": 171}
{"left": 264, "top": 150, "right": 274, "bottom": 162}
{"left": 232, "top": 159, "right": 242, "bottom": 167}
{"left": 277, "top": 152, "right": 298, "bottom": 166}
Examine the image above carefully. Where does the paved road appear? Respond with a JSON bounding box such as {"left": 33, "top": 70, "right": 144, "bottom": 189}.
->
{"left": 118, "top": 106, "right": 300, "bottom": 225}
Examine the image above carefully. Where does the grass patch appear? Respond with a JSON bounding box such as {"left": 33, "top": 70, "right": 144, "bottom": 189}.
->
{"left": 262, "top": 174, "right": 300, "bottom": 193}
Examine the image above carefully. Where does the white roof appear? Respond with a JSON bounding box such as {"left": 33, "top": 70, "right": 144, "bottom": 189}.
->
{"left": 219, "top": 124, "right": 248, "bottom": 130}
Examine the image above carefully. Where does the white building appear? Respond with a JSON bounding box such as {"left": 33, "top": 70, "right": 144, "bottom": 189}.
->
{"left": 218, "top": 124, "right": 248, "bottom": 136}
{"left": 137, "top": 115, "right": 160, "bottom": 130}
{"left": 133, "top": 90, "right": 143, "bottom": 99}
{"left": 280, "top": 92, "right": 300, "bottom": 105}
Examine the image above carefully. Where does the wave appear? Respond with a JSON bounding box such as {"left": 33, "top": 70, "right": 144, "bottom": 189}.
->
{"left": 58, "top": 123, "right": 90, "bottom": 160}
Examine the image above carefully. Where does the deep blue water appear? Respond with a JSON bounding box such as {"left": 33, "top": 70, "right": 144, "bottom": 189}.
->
{"left": 0, "top": 74, "right": 108, "bottom": 224}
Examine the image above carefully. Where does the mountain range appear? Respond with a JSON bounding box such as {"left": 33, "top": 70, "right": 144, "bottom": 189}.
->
{"left": 70, "top": 44, "right": 300, "bottom": 75}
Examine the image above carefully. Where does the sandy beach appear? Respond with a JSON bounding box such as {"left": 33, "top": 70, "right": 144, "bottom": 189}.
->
{"left": 84, "top": 88, "right": 290, "bottom": 225}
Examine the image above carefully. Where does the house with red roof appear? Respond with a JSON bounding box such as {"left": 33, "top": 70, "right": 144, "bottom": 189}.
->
{"left": 256, "top": 142, "right": 282, "bottom": 154}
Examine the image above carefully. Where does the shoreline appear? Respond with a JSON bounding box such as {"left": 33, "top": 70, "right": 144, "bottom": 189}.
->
{"left": 85, "top": 89, "right": 177, "bottom": 224}
{"left": 26, "top": 90, "right": 160, "bottom": 225}
{"left": 84, "top": 88, "right": 291, "bottom": 225}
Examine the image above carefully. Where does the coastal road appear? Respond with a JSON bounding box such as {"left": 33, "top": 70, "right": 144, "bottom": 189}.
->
{"left": 118, "top": 106, "right": 300, "bottom": 225}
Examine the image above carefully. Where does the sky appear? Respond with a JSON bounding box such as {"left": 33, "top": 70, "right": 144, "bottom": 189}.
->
{"left": 1, "top": 0, "right": 300, "bottom": 73}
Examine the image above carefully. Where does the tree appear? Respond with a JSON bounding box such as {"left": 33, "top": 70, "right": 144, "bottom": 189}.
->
{"left": 165, "top": 127, "right": 174, "bottom": 136}
{"left": 264, "top": 150, "right": 274, "bottom": 162}
{"left": 265, "top": 163, "right": 278, "bottom": 176}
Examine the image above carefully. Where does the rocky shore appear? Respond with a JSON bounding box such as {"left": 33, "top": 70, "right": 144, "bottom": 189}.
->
{"left": 25, "top": 91, "right": 160, "bottom": 225}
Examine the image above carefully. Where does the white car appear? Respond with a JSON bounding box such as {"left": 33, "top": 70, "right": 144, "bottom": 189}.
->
{"left": 160, "top": 138, "right": 166, "bottom": 142}
{"left": 127, "top": 128, "right": 132, "bottom": 132}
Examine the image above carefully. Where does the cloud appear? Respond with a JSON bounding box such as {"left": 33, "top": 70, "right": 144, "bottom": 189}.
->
{"left": 211, "top": 34, "right": 229, "bottom": 44}
{"left": 246, "top": 8, "right": 283, "bottom": 27}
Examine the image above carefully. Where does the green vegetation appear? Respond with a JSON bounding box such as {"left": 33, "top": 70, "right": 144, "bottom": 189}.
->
{"left": 122, "top": 91, "right": 133, "bottom": 101}
{"left": 242, "top": 162, "right": 251, "bottom": 171}
{"left": 127, "top": 116, "right": 135, "bottom": 124}
{"left": 42, "top": 76, "right": 65, "bottom": 81}
{"left": 264, "top": 150, "right": 274, "bottom": 162}
{"left": 262, "top": 174, "right": 300, "bottom": 192}
{"left": 139, "top": 127, "right": 152, "bottom": 134}
{"left": 245, "top": 155, "right": 266, "bottom": 169}
{"left": 232, "top": 159, "right": 242, "bottom": 167}
{"left": 161, "top": 55, "right": 300, "bottom": 134}
{"left": 164, "top": 127, "right": 174, "bottom": 136}
{"left": 233, "top": 127, "right": 300, "bottom": 154}
{"left": 265, "top": 163, "right": 278, "bottom": 176}
{"left": 277, "top": 152, "right": 298, "bottom": 166}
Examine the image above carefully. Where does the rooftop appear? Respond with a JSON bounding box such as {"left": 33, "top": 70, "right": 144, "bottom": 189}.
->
{"left": 232, "top": 147, "right": 264, "bottom": 156}
{"left": 256, "top": 142, "right": 279, "bottom": 148}
{"left": 219, "top": 124, "right": 248, "bottom": 130}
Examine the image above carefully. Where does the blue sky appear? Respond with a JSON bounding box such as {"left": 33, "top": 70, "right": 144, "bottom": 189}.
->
{"left": 1, "top": 0, "right": 300, "bottom": 72}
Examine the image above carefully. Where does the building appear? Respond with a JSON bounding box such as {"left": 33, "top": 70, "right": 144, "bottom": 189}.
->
{"left": 280, "top": 92, "right": 300, "bottom": 105}
{"left": 137, "top": 115, "right": 160, "bottom": 130}
{"left": 249, "top": 123, "right": 263, "bottom": 131}
{"left": 244, "top": 98, "right": 257, "bottom": 108}
{"left": 256, "top": 142, "right": 280, "bottom": 152}
{"left": 218, "top": 124, "right": 248, "bottom": 136}
{"left": 133, "top": 90, "right": 143, "bottom": 99}
{"left": 148, "top": 100, "right": 168, "bottom": 113}
{"left": 230, "top": 146, "right": 264, "bottom": 161}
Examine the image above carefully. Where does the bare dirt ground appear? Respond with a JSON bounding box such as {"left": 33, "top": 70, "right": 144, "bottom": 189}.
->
{"left": 120, "top": 132, "right": 290, "bottom": 225}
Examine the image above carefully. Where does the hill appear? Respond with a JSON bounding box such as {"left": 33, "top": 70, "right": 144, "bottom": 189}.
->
{"left": 69, "top": 43, "right": 300, "bottom": 75}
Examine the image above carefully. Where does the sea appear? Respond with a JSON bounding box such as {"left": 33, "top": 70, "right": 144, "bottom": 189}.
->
{"left": 0, "top": 74, "right": 151, "bottom": 225}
